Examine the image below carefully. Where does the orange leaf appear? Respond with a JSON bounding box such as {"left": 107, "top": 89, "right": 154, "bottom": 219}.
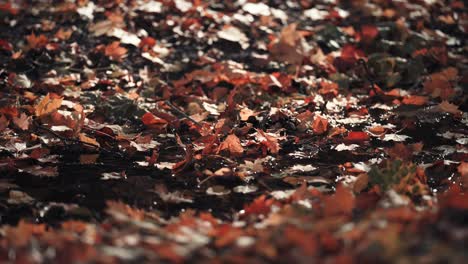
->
{"left": 104, "top": 41, "right": 127, "bottom": 61}
{"left": 79, "top": 134, "right": 100, "bottom": 147}
{"left": 344, "top": 131, "right": 369, "bottom": 143}
{"left": 323, "top": 184, "right": 355, "bottom": 216}
{"left": 218, "top": 134, "right": 244, "bottom": 155}
{"left": 243, "top": 195, "right": 274, "bottom": 216}
{"left": 35, "top": 93, "right": 63, "bottom": 117}
{"left": 26, "top": 33, "right": 48, "bottom": 49}
{"left": 401, "top": 95, "right": 428, "bottom": 106}
{"left": 312, "top": 115, "right": 328, "bottom": 135}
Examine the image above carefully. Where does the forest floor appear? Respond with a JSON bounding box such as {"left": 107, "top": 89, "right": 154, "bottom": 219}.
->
{"left": 0, "top": 0, "right": 467, "bottom": 263}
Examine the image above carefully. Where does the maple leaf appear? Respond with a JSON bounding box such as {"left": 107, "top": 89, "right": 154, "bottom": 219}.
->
{"left": 423, "top": 67, "right": 458, "bottom": 99}
{"left": 318, "top": 81, "right": 339, "bottom": 97}
{"left": 35, "top": 93, "right": 63, "bottom": 117}
{"left": 312, "top": 115, "right": 328, "bottom": 135}
{"left": 437, "top": 101, "right": 461, "bottom": 116}
{"left": 218, "top": 134, "right": 244, "bottom": 155}
{"left": 243, "top": 195, "right": 275, "bottom": 216}
{"left": 104, "top": 41, "right": 127, "bottom": 61}
{"left": 26, "top": 33, "right": 48, "bottom": 49}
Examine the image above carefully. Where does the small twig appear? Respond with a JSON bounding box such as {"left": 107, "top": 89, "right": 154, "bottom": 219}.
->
{"left": 357, "top": 59, "right": 375, "bottom": 90}
{"left": 164, "top": 100, "right": 202, "bottom": 128}
{"left": 33, "top": 120, "right": 123, "bottom": 157}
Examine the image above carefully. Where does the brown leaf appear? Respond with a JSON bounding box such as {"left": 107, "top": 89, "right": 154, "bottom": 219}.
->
{"left": 218, "top": 134, "right": 244, "bottom": 155}
{"left": 141, "top": 112, "right": 168, "bottom": 126}
{"left": 269, "top": 23, "right": 308, "bottom": 65}
{"left": 323, "top": 184, "right": 355, "bottom": 216}
{"left": 0, "top": 114, "right": 9, "bottom": 132}
{"left": 312, "top": 115, "right": 328, "bottom": 135}
{"left": 437, "top": 100, "right": 461, "bottom": 116}
{"left": 344, "top": 131, "right": 369, "bottom": 143}
{"left": 35, "top": 93, "right": 63, "bottom": 117}
{"left": 256, "top": 129, "right": 281, "bottom": 154}
{"left": 424, "top": 67, "right": 458, "bottom": 99}
{"left": 12, "top": 113, "right": 30, "bottom": 130}
{"left": 104, "top": 41, "right": 127, "bottom": 61}
{"left": 353, "top": 173, "right": 369, "bottom": 193}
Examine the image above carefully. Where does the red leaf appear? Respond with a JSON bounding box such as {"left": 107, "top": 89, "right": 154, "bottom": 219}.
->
{"left": 359, "top": 25, "right": 379, "bottom": 42}
{"left": 243, "top": 195, "right": 274, "bottom": 216}
{"left": 344, "top": 131, "right": 370, "bottom": 143}
{"left": 141, "top": 112, "right": 168, "bottom": 126}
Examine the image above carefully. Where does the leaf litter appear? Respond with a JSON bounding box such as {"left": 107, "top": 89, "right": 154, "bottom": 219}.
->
{"left": 0, "top": 0, "right": 467, "bottom": 263}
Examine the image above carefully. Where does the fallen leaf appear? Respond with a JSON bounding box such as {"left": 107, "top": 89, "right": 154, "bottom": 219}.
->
{"left": 323, "top": 184, "right": 355, "bottom": 216}
{"left": 344, "top": 131, "right": 370, "bottom": 143}
{"left": 26, "top": 33, "right": 48, "bottom": 49}
{"left": 35, "top": 93, "right": 63, "bottom": 117}
{"left": 401, "top": 95, "right": 428, "bottom": 106}
{"left": 12, "top": 113, "right": 30, "bottom": 130}
{"left": 437, "top": 101, "right": 461, "bottom": 115}
{"left": 0, "top": 114, "right": 9, "bottom": 132}
{"left": 256, "top": 129, "right": 282, "bottom": 154}
{"left": 218, "top": 134, "right": 244, "bottom": 155}
{"left": 424, "top": 67, "right": 458, "bottom": 99}
{"left": 141, "top": 112, "right": 168, "bottom": 126}
{"left": 79, "top": 134, "right": 100, "bottom": 147}
{"left": 353, "top": 173, "right": 369, "bottom": 193}
{"left": 104, "top": 41, "right": 127, "bottom": 61}
{"left": 312, "top": 115, "right": 328, "bottom": 135}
